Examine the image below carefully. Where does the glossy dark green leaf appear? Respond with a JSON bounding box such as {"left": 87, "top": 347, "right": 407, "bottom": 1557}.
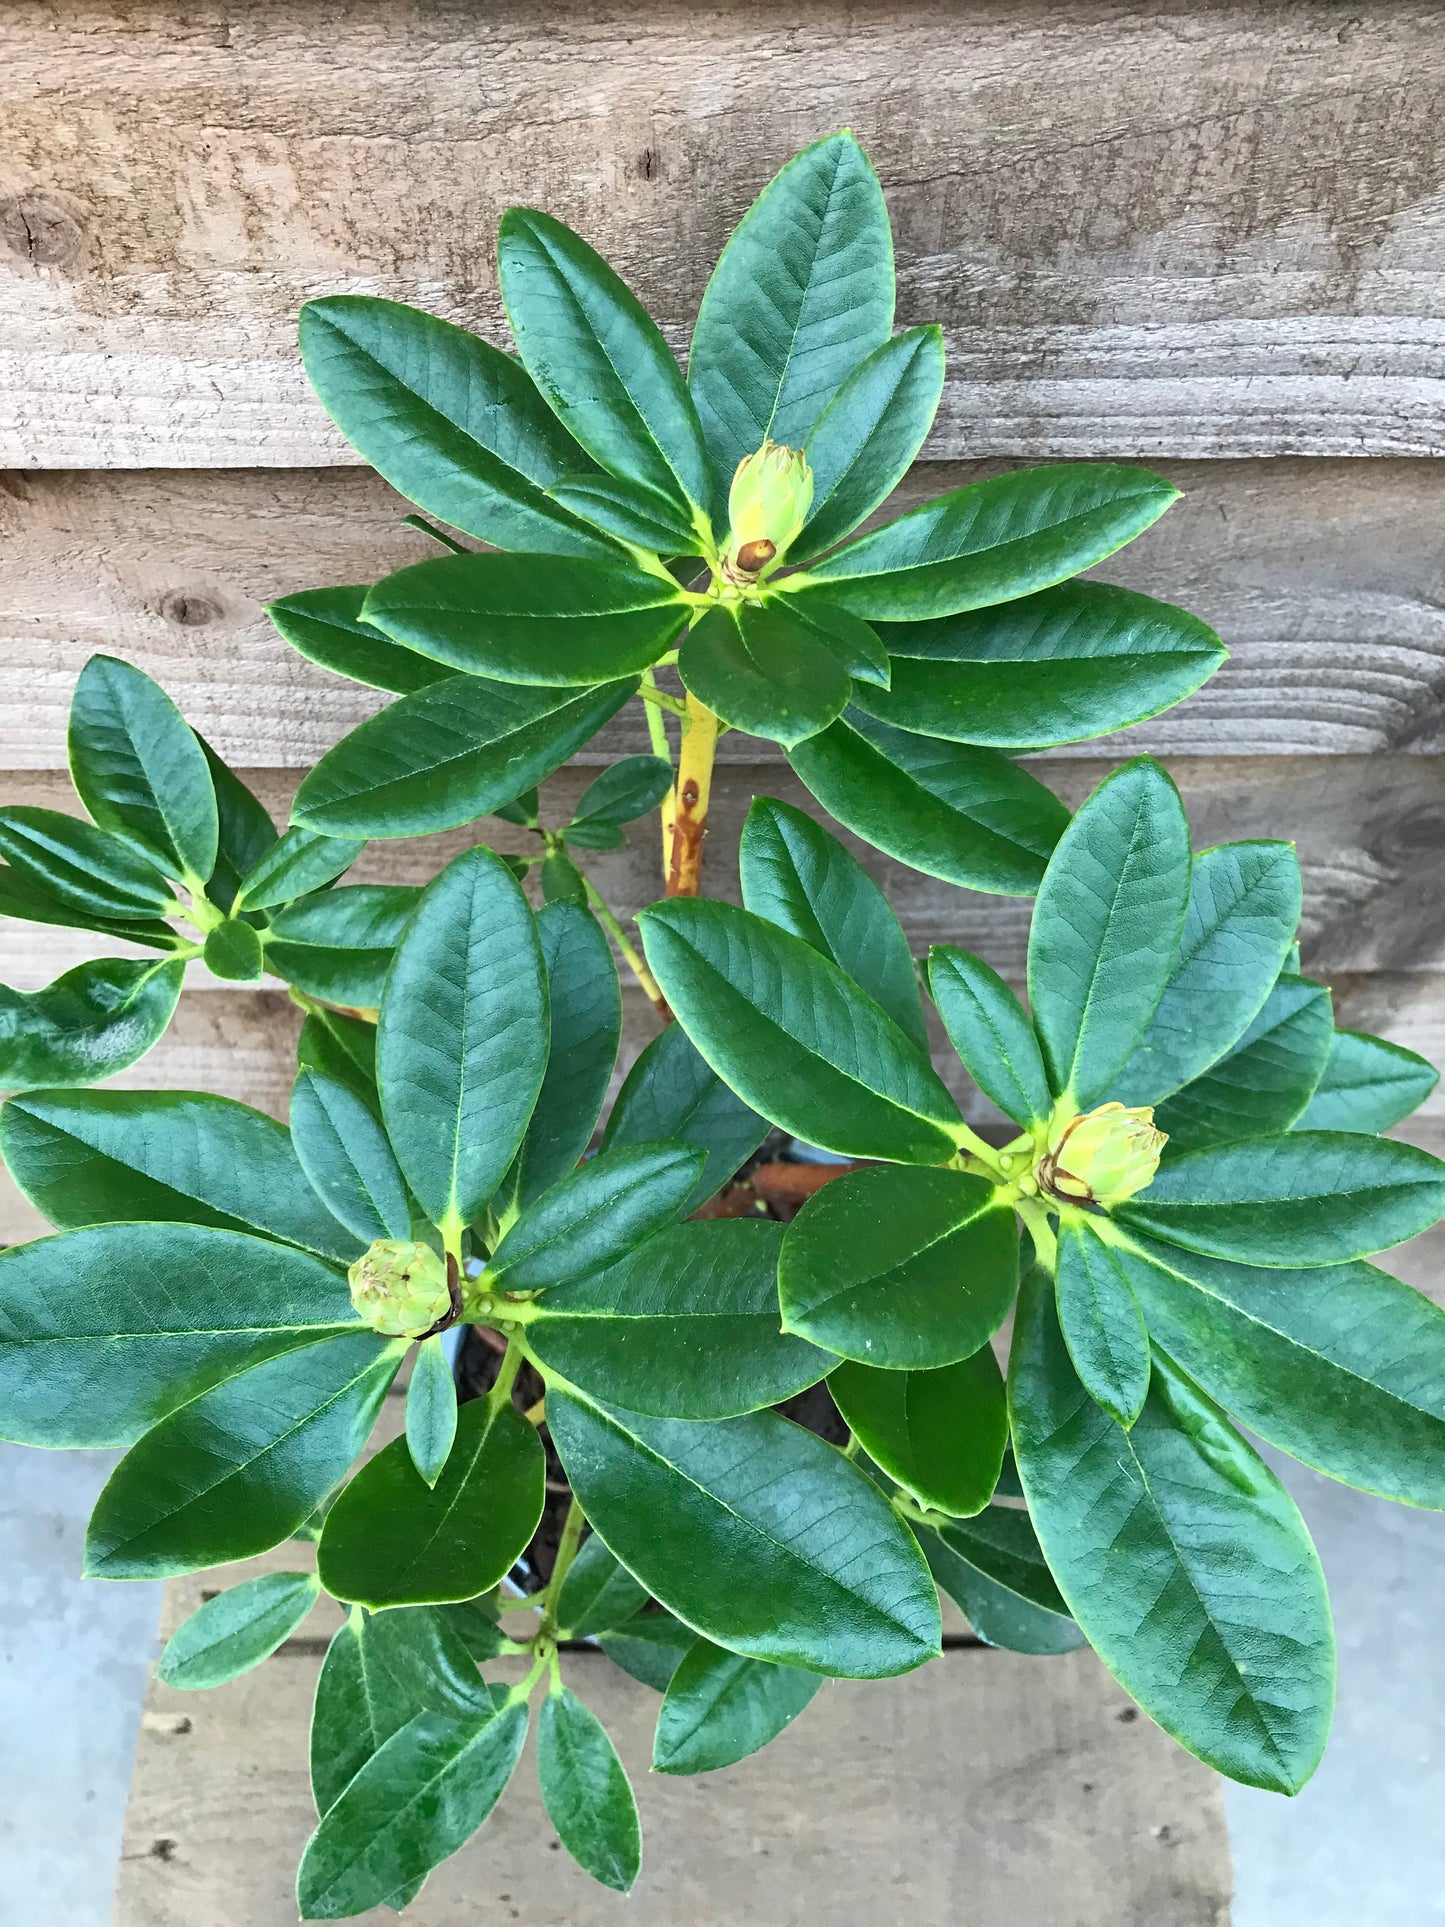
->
{"left": 537, "top": 1687, "right": 641, "bottom": 1893}
{"left": 795, "top": 326, "right": 945, "bottom": 559}
{"left": 1027, "top": 758, "right": 1191, "bottom": 1105}
{"left": 567, "top": 756, "right": 674, "bottom": 835}
{"left": 298, "top": 294, "right": 614, "bottom": 556}
{"left": 159, "top": 1571, "right": 321, "bottom": 1689}
{"left": 1116, "top": 1130, "right": 1445, "bottom": 1267}
{"left": 500, "top": 207, "right": 713, "bottom": 523}
{"left": 556, "top": 1533, "right": 650, "bottom": 1639}
{"left": 919, "top": 1517, "right": 1084, "bottom": 1655}
{"left": 0, "top": 807, "right": 176, "bottom": 919}
{"left": 1295, "top": 1029, "right": 1440, "bottom": 1134}
{"left": 779, "top": 1166, "right": 1017, "bottom": 1368}
{"left": 318, "top": 1396, "right": 545, "bottom": 1608}
{"left": 0, "top": 862, "right": 176, "bottom": 951}
{"left": 688, "top": 133, "right": 894, "bottom": 504}
{"left": 931, "top": 1502, "right": 1073, "bottom": 1618}
{"left": 489, "top": 1141, "right": 703, "bottom": 1292}
{"left": 927, "top": 947, "right": 1052, "bottom": 1128}
{"left": 790, "top": 710, "right": 1068, "bottom": 895}
{"left": 0, "top": 958, "right": 185, "bottom": 1091}
{"left": 438, "top": 1598, "right": 513, "bottom": 1664}
{"left": 297, "top": 1702, "right": 528, "bottom": 1919}
{"left": 797, "top": 464, "right": 1179, "bottom": 621}
{"left": 202, "top": 917, "right": 265, "bottom": 982}
{"left": 266, "top": 585, "right": 452, "bottom": 697}
{"left": 292, "top": 673, "right": 636, "bottom": 840}
{"left": 1054, "top": 1220, "right": 1151, "bottom": 1426}
{"left": 0, "top": 1222, "right": 357, "bottom": 1448}
{"left": 523, "top": 1218, "right": 827, "bottom": 1419}
{"left": 363, "top": 550, "right": 690, "bottom": 686}
{"left": 740, "top": 797, "right": 926, "bottom": 1050}
{"left": 67, "top": 655, "right": 218, "bottom": 885}
{"left": 830, "top": 1349, "right": 1007, "bottom": 1517}
{"left": 1154, "top": 974, "right": 1333, "bottom": 1152}
{"left": 1009, "top": 1267, "right": 1334, "bottom": 1793}
{"left": 290, "top": 1069, "right": 412, "bottom": 1243}
{"left": 500, "top": 902, "right": 620, "bottom": 1210}
{"left": 377, "top": 846, "right": 548, "bottom": 1236}
{"left": 298, "top": 1007, "right": 379, "bottom": 1113}
{"left": 779, "top": 595, "right": 891, "bottom": 686}
{"left": 85, "top": 1330, "right": 404, "bottom": 1578}
{"left": 1110, "top": 842, "right": 1304, "bottom": 1107}
{"left": 601, "top": 1020, "right": 767, "bottom": 1214}
{"left": 548, "top": 473, "right": 700, "bottom": 555}
{"left": 0, "top": 1087, "right": 360, "bottom": 1261}
{"left": 1111, "top": 1228, "right": 1445, "bottom": 1509}
{"left": 860, "top": 581, "right": 1225, "bottom": 746}
{"left": 548, "top": 1391, "right": 941, "bottom": 1678}
{"left": 234, "top": 826, "right": 366, "bottom": 912}
{"left": 596, "top": 1613, "right": 691, "bottom": 1692}
{"left": 266, "top": 886, "right": 419, "bottom": 1006}
{"left": 639, "top": 898, "right": 962, "bottom": 1164}
{"left": 540, "top": 849, "right": 588, "bottom": 904}
{"left": 678, "top": 602, "right": 851, "bottom": 749}
{"left": 653, "top": 1640, "right": 823, "bottom": 1777}
{"left": 197, "top": 735, "right": 280, "bottom": 915}
{"left": 405, "top": 1336, "right": 459, "bottom": 1487}
{"left": 492, "top": 787, "right": 540, "bottom": 830}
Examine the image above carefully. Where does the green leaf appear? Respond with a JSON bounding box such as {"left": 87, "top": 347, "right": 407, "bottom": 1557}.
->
{"left": 0, "top": 1087, "right": 361, "bottom": 1262}
{"left": 1109, "top": 842, "right": 1304, "bottom": 1108}
{"left": 740, "top": 797, "right": 926, "bottom": 1050}
{"left": 298, "top": 294, "right": 615, "bottom": 556}
{"left": 318, "top": 1395, "right": 545, "bottom": 1608}
{"left": 779, "top": 1167, "right": 1017, "bottom": 1368}
{"left": 540, "top": 849, "right": 588, "bottom": 905}
{"left": 567, "top": 756, "right": 674, "bottom": 836}
{"left": 197, "top": 735, "right": 280, "bottom": 915}
{"left": 860, "top": 581, "right": 1225, "bottom": 746}
{"left": 919, "top": 1512, "right": 1084, "bottom": 1655}
{"left": 678, "top": 601, "right": 852, "bottom": 749}
{"left": 537, "top": 1687, "right": 641, "bottom": 1893}
{"left": 362, "top": 550, "right": 689, "bottom": 687}
{"left": 601, "top": 1020, "right": 767, "bottom": 1213}
{"left": 499, "top": 901, "right": 620, "bottom": 1210}
{"left": 297, "top": 1702, "right": 528, "bottom": 1919}
{"left": 597, "top": 1611, "right": 693, "bottom": 1690}
{"left": 789, "top": 711, "right": 1068, "bottom": 895}
{"left": 487, "top": 1141, "right": 704, "bottom": 1293}
{"left": 927, "top": 947, "right": 1051, "bottom": 1128}
{"left": 523, "top": 1218, "right": 827, "bottom": 1419}
{"left": 405, "top": 1336, "right": 459, "bottom": 1487}
{"left": 234, "top": 827, "right": 366, "bottom": 912}
{"left": 67, "top": 655, "right": 218, "bottom": 885}
{"left": 548, "top": 473, "right": 700, "bottom": 555}
{"left": 1054, "top": 1220, "right": 1151, "bottom": 1426}
{"left": 797, "top": 465, "right": 1180, "bottom": 621}
{"left": 1009, "top": 1266, "right": 1335, "bottom": 1793}
{"left": 795, "top": 326, "right": 945, "bottom": 559}
{"left": 0, "top": 807, "right": 176, "bottom": 919}
{"left": 0, "top": 1221, "right": 357, "bottom": 1448}
{"left": 438, "top": 1598, "right": 513, "bottom": 1664}
{"left": 1116, "top": 1130, "right": 1445, "bottom": 1266}
{"left": 639, "top": 897, "right": 962, "bottom": 1164}
{"left": 378, "top": 846, "right": 548, "bottom": 1236}
{"left": 556, "top": 1534, "right": 650, "bottom": 1639}
{"left": 1113, "top": 1229, "right": 1445, "bottom": 1509}
{"left": 298, "top": 1007, "right": 379, "bottom": 1114}
{"left": 202, "top": 918, "right": 265, "bottom": 982}
{"left": 158, "top": 1571, "right": 321, "bottom": 1689}
{"left": 1154, "top": 973, "right": 1333, "bottom": 1152}
{"left": 689, "top": 132, "right": 894, "bottom": 504}
{"left": 266, "top": 585, "right": 452, "bottom": 696}
{"left": 290, "top": 1069, "right": 412, "bottom": 1244}
{"left": 85, "top": 1330, "right": 404, "bottom": 1578}
{"left": 930, "top": 1503, "right": 1073, "bottom": 1617}
{"left": 292, "top": 673, "right": 637, "bottom": 840}
{"left": 654, "top": 1640, "right": 822, "bottom": 1777}
{"left": 266, "top": 886, "right": 420, "bottom": 1006}
{"left": 779, "top": 595, "right": 891, "bottom": 686}
{"left": 548, "top": 1391, "right": 941, "bottom": 1678}
{"left": 1295, "top": 1029, "right": 1440, "bottom": 1134}
{"left": 1028, "top": 758, "right": 1192, "bottom": 1104}
{"left": 0, "top": 958, "right": 185, "bottom": 1091}
{"left": 830, "top": 1349, "right": 1007, "bottom": 1516}
{"left": 0, "top": 863, "right": 175, "bottom": 952}
{"left": 499, "top": 207, "right": 713, "bottom": 523}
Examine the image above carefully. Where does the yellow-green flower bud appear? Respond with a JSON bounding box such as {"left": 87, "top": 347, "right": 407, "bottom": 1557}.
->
{"left": 348, "top": 1239, "right": 452, "bottom": 1338}
{"left": 724, "top": 440, "right": 814, "bottom": 579}
{"left": 1037, "top": 1102, "right": 1166, "bottom": 1210}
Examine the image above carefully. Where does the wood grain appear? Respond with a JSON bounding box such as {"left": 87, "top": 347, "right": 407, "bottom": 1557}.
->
{"left": 4, "top": 2, "right": 1445, "bottom": 466}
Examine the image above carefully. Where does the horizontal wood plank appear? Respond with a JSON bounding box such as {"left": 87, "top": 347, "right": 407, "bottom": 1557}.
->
{"left": 4, "top": 2, "right": 1445, "bottom": 465}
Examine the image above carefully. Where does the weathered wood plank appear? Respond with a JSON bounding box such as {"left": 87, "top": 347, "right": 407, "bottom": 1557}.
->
{"left": 4, "top": 2, "right": 1445, "bottom": 466}
{"left": 3, "top": 459, "right": 1444, "bottom": 768}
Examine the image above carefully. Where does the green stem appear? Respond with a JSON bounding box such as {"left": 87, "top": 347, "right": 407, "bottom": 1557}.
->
{"left": 638, "top": 674, "right": 686, "bottom": 726}
{"left": 504, "top": 1650, "right": 551, "bottom": 1708}
{"left": 580, "top": 875, "right": 671, "bottom": 1021}
{"left": 538, "top": 1494, "right": 587, "bottom": 1640}
{"left": 488, "top": 1338, "right": 523, "bottom": 1413}
{"left": 951, "top": 1120, "right": 1007, "bottom": 1172}
{"left": 1017, "top": 1198, "right": 1058, "bottom": 1271}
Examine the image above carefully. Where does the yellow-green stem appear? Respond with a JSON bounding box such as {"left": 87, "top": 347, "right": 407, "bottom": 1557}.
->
{"left": 580, "top": 876, "right": 671, "bottom": 1022}
{"left": 665, "top": 694, "right": 719, "bottom": 898}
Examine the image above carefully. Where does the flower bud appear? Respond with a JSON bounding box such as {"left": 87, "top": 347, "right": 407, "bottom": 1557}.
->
{"left": 348, "top": 1239, "right": 452, "bottom": 1337}
{"left": 724, "top": 440, "right": 814, "bottom": 578}
{"left": 1037, "top": 1102, "right": 1166, "bottom": 1209}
